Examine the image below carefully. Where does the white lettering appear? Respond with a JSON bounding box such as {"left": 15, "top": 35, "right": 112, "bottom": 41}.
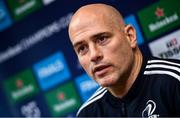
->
{"left": 149, "top": 13, "right": 179, "bottom": 32}
{"left": 54, "top": 99, "right": 76, "bottom": 112}
{"left": 12, "top": 85, "right": 34, "bottom": 100}
{"left": 159, "top": 45, "right": 180, "bottom": 58}
{"left": 15, "top": 0, "right": 36, "bottom": 15}
{"left": 38, "top": 60, "right": 64, "bottom": 79}
{"left": 0, "top": 13, "right": 73, "bottom": 64}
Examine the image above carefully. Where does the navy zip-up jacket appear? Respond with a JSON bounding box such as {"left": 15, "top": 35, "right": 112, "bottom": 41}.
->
{"left": 77, "top": 56, "right": 180, "bottom": 117}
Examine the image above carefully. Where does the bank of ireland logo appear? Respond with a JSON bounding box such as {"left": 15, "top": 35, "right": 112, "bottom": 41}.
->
{"left": 142, "top": 100, "right": 159, "bottom": 118}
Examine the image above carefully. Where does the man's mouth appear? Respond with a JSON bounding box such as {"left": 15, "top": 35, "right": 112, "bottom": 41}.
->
{"left": 93, "top": 64, "right": 111, "bottom": 77}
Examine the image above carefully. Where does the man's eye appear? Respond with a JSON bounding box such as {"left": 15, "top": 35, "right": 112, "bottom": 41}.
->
{"left": 97, "top": 36, "right": 108, "bottom": 44}
{"left": 77, "top": 45, "right": 88, "bottom": 55}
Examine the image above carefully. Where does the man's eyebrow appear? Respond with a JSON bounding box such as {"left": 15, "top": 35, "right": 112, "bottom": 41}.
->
{"left": 72, "top": 32, "right": 110, "bottom": 48}
{"left": 91, "top": 32, "right": 110, "bottom": 39}
{"left": 73, "top": 41, "right": 83, "bottom": 49}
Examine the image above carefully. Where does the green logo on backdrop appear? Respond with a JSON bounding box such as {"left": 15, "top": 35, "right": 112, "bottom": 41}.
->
{"left": 45, "top": 82, "right": 81, "bottom": 117}
{"left": 138, "top": 0, "right": 180, "bottom": 40}
{"left": 3, "top": 69, "right": 39, "bottom": 104}
{"left": 7, "top": 0, "right": 42, "bottom": 21}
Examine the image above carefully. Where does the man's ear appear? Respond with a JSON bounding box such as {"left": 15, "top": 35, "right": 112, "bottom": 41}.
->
{"left": 124, "top": 24, "right": 137, "bottom": 48}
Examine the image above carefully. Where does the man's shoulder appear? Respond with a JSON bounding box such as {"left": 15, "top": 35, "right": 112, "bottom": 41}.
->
{"left": 143, "top": 56, "right": 180, "bottom": 82}
{"left": 76, "top": 87, "right": 107, "bottom": 117}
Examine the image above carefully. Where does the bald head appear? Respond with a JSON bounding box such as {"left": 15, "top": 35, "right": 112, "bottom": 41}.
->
{"left": 68, "top": 3, "right": 126, "bottom": 40}
{"left": 67, "top": 3, "right": 140, "bottom": 89}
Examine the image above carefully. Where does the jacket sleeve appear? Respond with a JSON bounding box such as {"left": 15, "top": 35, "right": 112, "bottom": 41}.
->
{"left": 174, "top": 79, "right": 180, "bottom": 116}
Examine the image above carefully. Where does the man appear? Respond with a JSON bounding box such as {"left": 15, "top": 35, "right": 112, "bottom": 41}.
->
{"left": 68, "top": 3, "right": 180, "bottom": 117}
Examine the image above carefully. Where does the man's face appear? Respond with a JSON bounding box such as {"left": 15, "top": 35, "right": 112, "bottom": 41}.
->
{"left": 69, "top": 15, "right": 135, "bottom": 87}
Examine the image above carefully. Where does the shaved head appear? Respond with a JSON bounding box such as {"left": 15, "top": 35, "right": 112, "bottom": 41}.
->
{"left": 67, "top": 3, "right": 142, "bottom": 102}
{"left": 67, "top": 3, "right": 141, "bottom": 93}
{"left": 68, "top": 3, "right": 125, "bottom": 40}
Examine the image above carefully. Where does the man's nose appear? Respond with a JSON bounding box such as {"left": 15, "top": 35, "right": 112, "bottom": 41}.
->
{"left": 89, "top": 45, "right": 103, "bottom": 63}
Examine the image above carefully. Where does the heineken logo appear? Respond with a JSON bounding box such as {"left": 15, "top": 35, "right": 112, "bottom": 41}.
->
{"left": 137, "top": 0, "right": 180, "bottom": 40}
{"left": 149, "top": 13, "right": 179, "bottom": 32}
{"left": 7, "top": 0, "right": 42, "bottom": 21}
{"left": 45, "top": 82, "right": 81, "bottom": 116}
{"left": 4, "top": 69, "right": 39, "bottom": 103}
{"left": 155, "top": 7, "right": 164, "bottom": 18}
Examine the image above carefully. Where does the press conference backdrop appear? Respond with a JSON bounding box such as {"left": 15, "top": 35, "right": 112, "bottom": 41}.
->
{"left": 0, "top": 0, "right": 179, "bottom": 117}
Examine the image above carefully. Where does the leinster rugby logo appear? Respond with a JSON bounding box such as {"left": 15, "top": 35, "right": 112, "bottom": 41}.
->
{"left": 142, "top": 100, "right": 159, "bottom": 118}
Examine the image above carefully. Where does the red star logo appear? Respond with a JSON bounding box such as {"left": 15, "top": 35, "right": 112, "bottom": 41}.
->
{"left": 16, "top": 79, "right": 23, "bottom": 89}
{"left": 155, "top": 7, "right": 164, "bottom": 18}
{"left": 57, "top": 93, "right": 65, "bottom": 101}
{"left": 171, "top": 38, "right": 178, "bottom": 45}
